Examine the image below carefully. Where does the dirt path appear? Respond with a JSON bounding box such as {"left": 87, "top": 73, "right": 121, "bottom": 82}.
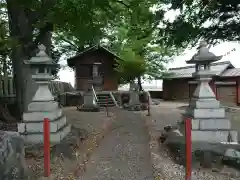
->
{"left": 79, "top": 109, "right": 154, "bottom": 180}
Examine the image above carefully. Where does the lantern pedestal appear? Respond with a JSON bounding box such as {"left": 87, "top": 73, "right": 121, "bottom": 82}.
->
{"left": 78, "top": 92, "right": 100, "bottom": 112}
{"left": 127, "top": 83, "right": 141, "bottom": 111}
{"left": 128, "top": 91, "right": 141, "bottom": 111}
{"left": 77, "top": 79, "right": 100, "bottom": 112}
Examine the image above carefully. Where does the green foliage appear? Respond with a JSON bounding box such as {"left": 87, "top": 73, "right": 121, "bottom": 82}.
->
{"left": 160, "top": 0, "right": 240, "bottom": 46}
{"left": 116, "top": 48, "right": 146, "bottom": 84}
{"left": 106, "top": 0, "right": 177, "bottom": 83}
{"left": 3, "top": 0, "right": 182, "bottom": 82}
{"left": 0, "top": 8, "right": 12, "bottom": 75}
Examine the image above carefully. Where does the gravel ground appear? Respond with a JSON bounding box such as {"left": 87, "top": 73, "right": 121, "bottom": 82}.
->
{"left": 63, "top": 107, "right": 112, "bottom": 135}
{"left": 142, "top": 102, "right": 240, "bottom": 180}
{"left": 79, "top": 109, "right": 154, "bottom": 180}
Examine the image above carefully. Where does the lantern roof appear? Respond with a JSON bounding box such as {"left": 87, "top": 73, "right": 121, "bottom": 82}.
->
{"left": 186, "top": 41, "right": 222, "bottom": 64}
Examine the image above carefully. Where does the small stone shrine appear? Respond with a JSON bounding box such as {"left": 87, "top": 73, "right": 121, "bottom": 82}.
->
{"left": 182, "top": 41, "right": 238, "bottom": 143}
{"left": 78, "top": 80, "right": 100, "bottom": 112}
{"left": 18, "top": 44, "right": 71, "bottom": 144}
{"left": 128, "top": 82, "right": 141, "bottom": 111}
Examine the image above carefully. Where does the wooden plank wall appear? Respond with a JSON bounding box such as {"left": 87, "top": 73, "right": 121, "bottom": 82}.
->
{"left": 0, "top": 76, "right": 15, "bottom": 98}
{"left": 0, "top": 76, "right": 74, "bottom": 104}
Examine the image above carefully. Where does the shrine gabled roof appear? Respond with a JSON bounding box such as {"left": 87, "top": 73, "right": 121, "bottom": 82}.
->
{"left": 221, "top": 68, "right": 240, "bottom": 77}
{"left": 164, "top": 61, "right": 234, "bottom": 79}
{"left": 67, "top": 44, "right": 121, "bottom": 67}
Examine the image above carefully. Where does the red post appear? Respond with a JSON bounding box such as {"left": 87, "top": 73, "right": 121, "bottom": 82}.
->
{"left": 185, "top": 118, "right": 192, "bottom": 180}
{"left": 44, "top": 118, "right": 50, "bottom": 177}
{"left": 147, "top": 95, "right": 150, "bottom": 116}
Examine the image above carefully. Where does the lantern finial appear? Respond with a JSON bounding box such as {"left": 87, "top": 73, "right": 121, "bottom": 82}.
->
{"left": 199, "top": 41, "right": 207, "bottom": 48}
{"left": 38, "top": 44, "right": 46, "bottom": 51}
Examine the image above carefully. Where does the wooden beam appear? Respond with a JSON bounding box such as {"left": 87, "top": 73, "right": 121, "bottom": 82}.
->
{"left": 215, "top": 81, "right": 236, "bottom": 85}
{"left": 188, "top": 81, "right": 198, "bottom": 84}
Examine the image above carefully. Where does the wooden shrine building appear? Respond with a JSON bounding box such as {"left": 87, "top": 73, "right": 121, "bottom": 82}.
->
{"left": 162, "top": 61, "right": 240, "bottom": 106}
{"left": 67, "top": 45, "right": 120, "bottom": 91}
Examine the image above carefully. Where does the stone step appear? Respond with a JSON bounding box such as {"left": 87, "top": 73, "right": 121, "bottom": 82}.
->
{"left": 189, "top": 108, "right": 225, "bottom": 119}
{"left": 23, "top": 109, "right": 62, "bottom": 122}
{"left": 97, "top": 96, "right": 114, "bottom": 100}
{"left": 98, "top": 102, "right": 115, "bottom": 105}
{"left": 97, "top": 94, "right": 110, "bottom": 96}
{"left": 98, "top": 101, "right": 115, "bottom": 104}
{"left": 96, "top": 93, "right": 117, "bottom": 107}
{"left": 18, "top": 116, "right": 67, "bottom": 133}
{"left": 21, "top": 124, "right": 71, "bottom": 144}
{"left": 97, "top": 96, "right": 112, "bottom": 99}
{"left": 28, "top": 101, "right": 59, "bottom": 112}
{"left": 191, "top": 119, "right": 231, "bottom": 130}
{"left": 191, "top": 130, "right": 238, "bottom": 143}
{"left": 190, "top": 99, "right": 220, "bottom": 109}
{"left": 99, "top": 104, "right": 116, "bottom": 107}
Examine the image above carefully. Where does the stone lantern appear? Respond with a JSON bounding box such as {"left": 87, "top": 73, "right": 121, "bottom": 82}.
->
{"left": 186, "top": 41, "right": 222, "bottom": 105}
{"left": 18, "top": 44, "right": 71, "bottom": 144}
{"left": 26, "top": 44, "right": 58, "bottom": 101}
{"left": 182, "top": 41, "right": 238, "bottom": 143}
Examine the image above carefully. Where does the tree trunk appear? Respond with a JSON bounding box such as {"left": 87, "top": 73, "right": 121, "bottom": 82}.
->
{"left": 7, "top": 0, "right": 33, "bottom": 119}
{"left": 137, "top": 76, "right": 143, "bottom": 91}
{"left": 6, "top": 0, "right": 52, "bottom": 119}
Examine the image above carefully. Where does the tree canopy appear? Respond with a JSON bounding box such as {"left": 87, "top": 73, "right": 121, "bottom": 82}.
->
{"left": 159, "top": 0, "right": 240, "bottom": 47}
{"left": 2, "top": 0, "right": 237, "bottom": 117}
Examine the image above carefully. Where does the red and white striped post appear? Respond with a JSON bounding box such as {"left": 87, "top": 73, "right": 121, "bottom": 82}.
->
{"left": 185, "top": 118, "right": 192, "bottom": 180}
{"left": 44, "top": 118, "right": 50, "bottom": 177}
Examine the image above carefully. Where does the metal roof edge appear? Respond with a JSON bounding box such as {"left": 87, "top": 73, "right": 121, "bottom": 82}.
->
{"left": 163, "top": 61, "right": 235, "bottom": 79}
{"left": 168, "top": 61, "right": 233, "bottom": 71}
{"left": 68, "top": 45, "right": 121, "bottom": 62}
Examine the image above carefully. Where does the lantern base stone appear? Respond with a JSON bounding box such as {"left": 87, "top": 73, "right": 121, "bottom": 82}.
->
{"left": 77, "top": 92, "right": 100, "bottom": 112}
{"left": 19, "top": 124, "right": 71, "bottom": 144}
{"left": 18, "top": 116, "right": 67, "bottom": 133}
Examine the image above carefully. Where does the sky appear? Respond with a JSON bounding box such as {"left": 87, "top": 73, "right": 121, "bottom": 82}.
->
{"left": 57, "top": 41, "right": 240, "bottom": 89}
